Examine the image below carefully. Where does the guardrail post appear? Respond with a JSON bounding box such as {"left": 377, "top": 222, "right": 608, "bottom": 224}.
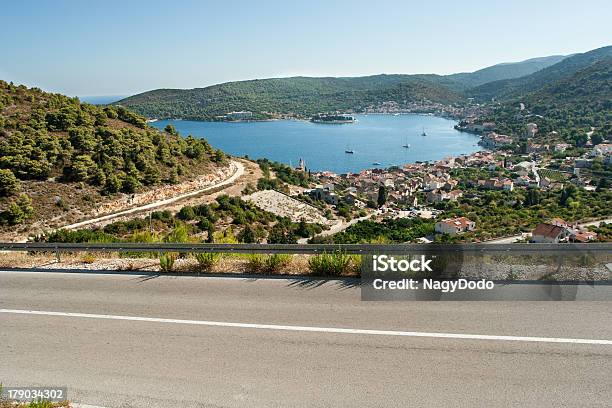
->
{"left": 55, "top": 247, "right": 60, "bottom": 263}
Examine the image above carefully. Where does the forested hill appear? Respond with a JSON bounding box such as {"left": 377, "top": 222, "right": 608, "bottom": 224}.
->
{"left": 115, "top": 53, "right": 569, "bottom": 120}
{"left": 446, "top": 54, "right": 567, "bottom": 89}
{"left": 0, "top": 80, "right": 227, "bottom": 229}
{"left": 476, "top": 56, "right": 611, "bottom": 138}
{"left": 468, "top": 45, "right": 612, "bottom": 101}
{"left": 524, "top": 57, "right": 612, "bottom": 115}
{"left": 116, "top": 75, "right": 464, "bottom": 120}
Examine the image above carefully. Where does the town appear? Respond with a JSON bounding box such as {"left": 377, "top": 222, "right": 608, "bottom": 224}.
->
{"left": 252, "top": 115, "right": 611, "bottom": 244}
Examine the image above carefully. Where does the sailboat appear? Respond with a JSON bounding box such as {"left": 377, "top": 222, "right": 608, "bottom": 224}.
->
{"left": 402, "top": 134, "right": 410, "bottom": 148}
{"left": 421, "top": 127, "right": 427, "bottom": 136}
{"left": 345, "top": 142, "right": 354, "bottom": 154}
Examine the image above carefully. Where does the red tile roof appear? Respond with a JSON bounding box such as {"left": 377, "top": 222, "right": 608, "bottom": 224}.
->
{"left": 532, "top": 223, "right": 566, "bottom": 239}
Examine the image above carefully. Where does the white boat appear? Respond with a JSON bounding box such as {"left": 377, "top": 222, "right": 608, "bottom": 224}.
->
{"left": 402, "top": 134, "right": 410, "bottom": 148}
{"left": 372, "top": 162, "right": 381, "bottom": 165}
{"left": 345, "top": 141, "right": 354, "bottom": 154}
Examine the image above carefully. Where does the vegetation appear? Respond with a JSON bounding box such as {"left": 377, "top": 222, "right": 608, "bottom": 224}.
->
{"left": 446, "top": 54, "right": 567, "bottom": 89}
{"left": 247, "top": 254, "right": 292, "bottom": 273}
{"left": 117, "top": 52, "right": 582, "bottom": 121}
{"left": 159, "top": 252, "right": 177, "bottom": 272}
{"left": 438, "top": 185, "right": 611, "bottom": 242}
{"left": 0, "top": 169, "right": 19, "bottom": 196}
{"left": 0, "top": 80, "right": 230, "bottom": 230}
{"left": 315, "top": 218, "right": 435, "bottom": 244}
{"left": 256, "top": 158, "right": 313, "bottom": 187}
{"left": 117, "top": 75, "right": 464, "bottom": 120}
{"left": 0, "top": 401, "right": 70, "bottom": 408}
{"left": 44, "top": 195, "right": 322, "bottom": 245}
{"left": 0, "top": 81, "right": 219, "bottom": 191}
{"left": 468, "top": 46, "right": 612, "bottom": 101}
{"left": 377, "top": 185, "right": 388, "bottom": 208}
{"left": 194, "top": 252, "right": 221, "bottom": 271}
{"left": 308, "top": 252, "right": 358, "bottom": 276}
{"left": 0, "top": 194, "right": 34, "bottom": 225}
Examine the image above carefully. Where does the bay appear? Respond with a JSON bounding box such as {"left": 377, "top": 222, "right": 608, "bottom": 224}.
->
{"left": 151, "top": 114, "right": 481, "bottom": 174}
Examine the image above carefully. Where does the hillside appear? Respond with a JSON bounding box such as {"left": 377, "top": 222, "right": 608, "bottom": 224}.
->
{"left": 468, "top": 46, "right": 612, "bottom": 101}
{"left": 524, "top": 58, "right": 612, "bottom": 116}
{"left": 447, "top": 54, "right": 567, "bottom": 89}
{"left": 116, "top": 75, "right": 464, "bottom": 120}
{"left": 116, "top": 53, "right": 571, "bottom": 120}
{"left": 477, "top": 57, "right": 612, "bottom": 137}
{"left": 0, "top": 80, "right": 228, "bottom": 235}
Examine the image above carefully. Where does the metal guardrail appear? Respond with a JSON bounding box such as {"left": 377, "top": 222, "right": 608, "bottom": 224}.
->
{"left": 0, "top": 242, "right": 610, "bottom": 255}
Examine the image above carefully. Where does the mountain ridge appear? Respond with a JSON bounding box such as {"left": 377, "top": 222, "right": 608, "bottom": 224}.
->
{"left": 116, "top": 51, "right": 585, "bottom": 120}
{"left": 468, "top": 45, "right": 612, "bottom": 101}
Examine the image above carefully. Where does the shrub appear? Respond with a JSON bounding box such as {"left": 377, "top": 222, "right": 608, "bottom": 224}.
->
{"left": 177, "top": 206, "right": 196, "bottom": 221}
{"left": 0, "top": 168, "right": 19, "bottom": 196}
{"left": 308, "top": 252, "right": 353, "bottom": 276}
{"left": 264, "top": 254, "right": 291, "bottom": 272}
{"left": 159, "top": 253, "right": 177, "bottom": 272}
{"left": 0, "top": 194, "right": 34, "bottom": 225}
{"left": 247, "top": 254, "right": 292, "bottom": 273}
{"left": 194, "top": 252, "right": 220, "bottom": 271}
{"left": 164, "top": 223, "right": 190, "bottom": 243}
{"left": 238, "top": 224, "right": 256, "bottom": 243}
{"left": 81, "top": 253, "right": 96, "bottom": 264}
{"left": 246, "top": 254, "right": 266, "bottom": 272}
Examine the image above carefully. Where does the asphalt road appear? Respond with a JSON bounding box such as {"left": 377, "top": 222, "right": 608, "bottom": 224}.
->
{"left": 1, "top": 271, "right": 611, "bottom": 407}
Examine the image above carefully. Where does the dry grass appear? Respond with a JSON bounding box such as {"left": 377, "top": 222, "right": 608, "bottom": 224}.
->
{"left": 0, "top": 251, "right": 359, "bottom": 277}
{"left": 80, "top": 253, "right": 96, "bottom": 264}
{"left": 0, "top": 401, "right": 70, "bottom": 408}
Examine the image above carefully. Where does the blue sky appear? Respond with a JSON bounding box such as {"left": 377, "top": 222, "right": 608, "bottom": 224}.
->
{"left": 1, "top": 0, "right": 610, "bottom": 96}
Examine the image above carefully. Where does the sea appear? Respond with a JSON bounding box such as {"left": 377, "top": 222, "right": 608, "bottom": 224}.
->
{"left": 78, "top": 95, "right": 127, "bottom": 105}
{"left": 150, "top": 114, "right": 482, "bottom": 174}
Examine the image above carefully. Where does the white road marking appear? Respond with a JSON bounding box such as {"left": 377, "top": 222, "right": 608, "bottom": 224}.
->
{"left": 1, "top": 308, "right": 611, "bottom": 346}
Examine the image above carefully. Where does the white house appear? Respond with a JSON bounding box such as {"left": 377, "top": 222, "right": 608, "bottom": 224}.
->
{"left": 435, "top": 217, "right": 475, "bottom": 236}
{"left": 530, "top": 223, "right": 571, "bottom": 243}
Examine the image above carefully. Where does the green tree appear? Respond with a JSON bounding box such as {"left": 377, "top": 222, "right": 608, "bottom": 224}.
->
{"left": 238, "top": 224, "right": 256, "bottom": 243}
{"left": 596, "top": 177, "right": 609, "bottom": 192}
{"left": 268, "top": 219, "right": 297, "bottom": 244}
{"left": 296, "top": 219, "right": 309, "bottom": 238}
{"left": 1, "top": 194, "right": 34, "bottom": 225}
{"left": 104, "top": 173, "right": 122, "bottom": 194}
{"left": 68, "top": 155, "right": 97, "bottom": 181}
{"left": 525, "top": 188, "right": 540, "bottom": 206}
{"left": 591, "top": 133, "right": 604, "bottom": 145}
{"left": 213, "top": 149, "right": 226, "bottom": 163}
{"left": 0, "top": 169, "right": 19, "bottom": 196}
{"left": 377, "top": 185, "right": 388, "bottom": 208}
{"left": 206, "top": 222, "right": 215, "bottom": 243}
{"left": 123, "top": 175, "right": 141, "bottom": 193}
{"left": 164, "top": 124, "right": 178, "bottom": 136}
{"left": 168, "top": 168, "right": 179, "bottom": 184}
{"left": 559, "top": 185, "right": 578, "bottom": 207}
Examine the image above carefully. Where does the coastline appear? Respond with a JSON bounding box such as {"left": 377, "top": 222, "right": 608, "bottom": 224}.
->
{"left": 149, "top": 114, "right": 481, "bottom": 174}
{"left": 145, "top": 111, "right": 462, "bottom": 124}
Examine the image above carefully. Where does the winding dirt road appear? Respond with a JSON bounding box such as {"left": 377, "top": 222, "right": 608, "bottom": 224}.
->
{"left": 61, "top": 160, "right": 245, "bottom": 231}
